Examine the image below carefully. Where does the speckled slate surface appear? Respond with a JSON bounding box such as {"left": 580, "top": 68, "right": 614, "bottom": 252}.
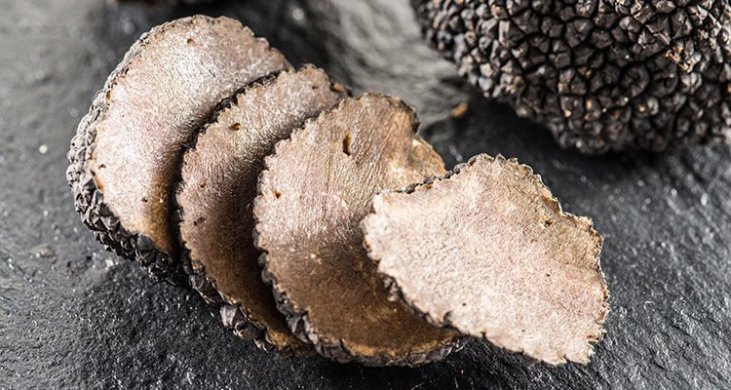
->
{"left": 0, "top": 0, "right": 729, "bottom": 389}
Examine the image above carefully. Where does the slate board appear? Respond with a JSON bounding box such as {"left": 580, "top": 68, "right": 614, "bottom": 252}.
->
{"left": 0, "top": 0, "right": 729, "bottom": 389}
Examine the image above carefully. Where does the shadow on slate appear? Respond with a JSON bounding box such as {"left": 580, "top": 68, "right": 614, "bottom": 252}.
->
{"left": 0, "top": 0, "right": 729, "bottom": 389}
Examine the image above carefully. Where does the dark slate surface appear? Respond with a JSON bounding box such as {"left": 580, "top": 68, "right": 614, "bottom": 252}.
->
{"left": 0, "top": 0, "right": 729, "bottom": 389}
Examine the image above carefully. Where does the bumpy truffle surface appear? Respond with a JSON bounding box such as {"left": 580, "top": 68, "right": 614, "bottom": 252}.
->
{"left": 613, "top": 0, "right": 731, "bottom": 71}
{"left": 254, "top": 95, "right": 458, "bottom": 366}
{"left": 413, "top": 0, "right": 731, "bottom": 154}
{"left": 66, "top": 16, "right": 290, "bottom": 282}
{"left": 363, "top": 154, "right": 609, "bottom": 366}
{"left": 177, "top": 66, "right": 348, "bottom": 352}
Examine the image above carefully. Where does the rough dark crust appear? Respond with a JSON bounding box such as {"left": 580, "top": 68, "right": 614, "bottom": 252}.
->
{"left": 612, "top": 0, "right": 731, "bottom": 71}
{"left": 362, "top": 154, "right": 610, "bottom": 366}
{"left": 66, "top": 16, "right": 290, "bottom": 284}
{"left": 176, "top": 66, "right": 349, "bottom": 353}
{"left": 254, "top": 94, "right": 460, "bottom": 366}
{"left": 412, "top": 0, "right": 731, "bottom": 154}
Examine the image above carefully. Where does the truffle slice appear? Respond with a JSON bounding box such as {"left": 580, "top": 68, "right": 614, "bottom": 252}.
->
{"left": 362, "top": 154, "right": 609, "bottom": 366}
{"left": 254, "top": 95, "right": 458, "bottom": 366}
{"left": 66, "top": 16, "right": 290, "bottom": 282}
{"left": 177, "top": 66, "right": 348, "bottom": 352}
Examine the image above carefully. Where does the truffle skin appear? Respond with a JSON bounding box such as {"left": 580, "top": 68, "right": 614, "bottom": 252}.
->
{"left": 362, "top": 154, "right": 609, "bottom": 366}
{"left": 176, "top": 66, "right": 348, "bottom": 352}
{"left": 254, "top": 94, "right": 459, "bottom": 366}
{"left": 66, "top": 16, "right": 290, "bottom": 283}
{"left": 613, "top": 0, "right": 731, "bottom": 71}
{"left": 413, "top": 0, "right": 731, "bottom": 154}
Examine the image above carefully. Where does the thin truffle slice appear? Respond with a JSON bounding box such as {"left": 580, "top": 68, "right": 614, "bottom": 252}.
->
{"left": 363, "top": 154, "right": 609, "bottom": 366}
{"left": 254, "top": 95, "right": 458, "bottom": 366}
{"left": 66, "top": 16, "right": 290, "bottom": 282}
{"left": 177, "top": 66, "right": 348, "bottom": 352}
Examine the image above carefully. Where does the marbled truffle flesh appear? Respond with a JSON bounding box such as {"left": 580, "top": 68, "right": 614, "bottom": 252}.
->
{"left": 66, "top": 16, "right": 290, "bottom": 282}
{"left": 363, "top": 154, "right": 609, "bottom": 365}
{"left": 254, "top": 94, "right": 458, "bottom": 366}
{"left": 177, "top": 66, "right": 348, "bottom": 352}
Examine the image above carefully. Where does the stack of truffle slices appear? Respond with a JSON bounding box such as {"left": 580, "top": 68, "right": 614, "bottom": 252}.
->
{"left": 67, "top": 15, "right": 610, "bottom": 367}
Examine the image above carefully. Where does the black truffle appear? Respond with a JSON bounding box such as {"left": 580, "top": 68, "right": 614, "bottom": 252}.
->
{"left": 254, "top": 94, "right": 459, "bottom": 366}
{"left": 176, "top": 66, "right": 348, "bottom": 352}
{"left": 363, "top": 154, "right": 609, "bottom": 366}
{"left": 413, "top": 0, "right": 731, "bottom": 154}
{"left": 613, "top": 0, "right": 731, "bottom": 71}
{"left": 66, "top": 16, "right": 290, "bottom": 283}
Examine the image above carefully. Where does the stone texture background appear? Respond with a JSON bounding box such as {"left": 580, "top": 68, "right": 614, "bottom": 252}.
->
{"left": 0, "top": 0, "right": 729, "bottom": 388}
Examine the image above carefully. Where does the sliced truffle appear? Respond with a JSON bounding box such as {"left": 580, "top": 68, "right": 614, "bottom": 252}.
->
{"left": 66, "top": 16, "right": 290, "bottom": 283}
{"left": 176, "top": 66, "right": 348, "bottom": 352}
{"left": 362, "top": 154, "right": 609, "bottom": 366}
{"left": 412, "top": 0, "right": 731, "bottom": 153}
{"left": 254, "top": 94, "right": 458, "bottom": 366}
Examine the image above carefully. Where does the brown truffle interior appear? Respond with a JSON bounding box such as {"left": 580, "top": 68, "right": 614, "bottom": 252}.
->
{"left": 255, "top": 95, "right": 455, "bottom": 362}
{"left": 177, "top": 66, "right": 347, "bottom": 349}
{"left": 91, "top": 16, "right": 290, "bottom": 256}
{"left": 363, "top": 154, "right": 609, "bottom": 365}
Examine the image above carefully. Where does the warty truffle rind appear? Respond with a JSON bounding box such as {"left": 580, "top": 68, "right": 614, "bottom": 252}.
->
{"left": 412, "top": 0, "right": 731, "bottom": 154}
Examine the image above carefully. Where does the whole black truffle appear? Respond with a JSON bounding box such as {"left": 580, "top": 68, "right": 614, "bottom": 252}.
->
{"left": 413, "top": 0, "right": 731, "bottom": 154}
